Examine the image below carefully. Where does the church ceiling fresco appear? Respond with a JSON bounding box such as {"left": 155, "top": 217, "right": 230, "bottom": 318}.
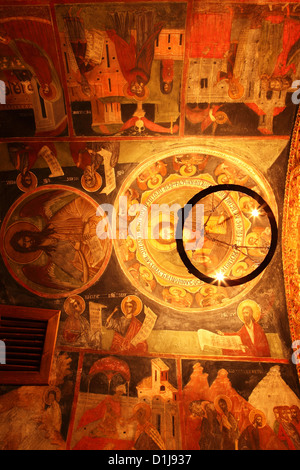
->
{"left": 0, "top": 0, "right": 300, "bottom": 453}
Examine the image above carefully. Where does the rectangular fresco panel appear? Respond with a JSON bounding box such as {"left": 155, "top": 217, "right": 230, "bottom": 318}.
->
{"left": 70, "top": 353, "right": 178, "bottom": 450}
{"left": 55, "top": 2, "right": 187, "bottom": 136}
{"left": 185, "top": 3, "right": 299, "bottom": 136}
{"left": 181, "top": 359, "right": 300, "bottom": 450}
{"left": 0, "top": 6, "right": 68, "bottom": 137}
{"left": 0, "top": 351, "right": 78, "bottom": 449}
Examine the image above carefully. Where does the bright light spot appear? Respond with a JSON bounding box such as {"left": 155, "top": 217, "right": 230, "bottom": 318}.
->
{"left": 215, "top": 271, "right": 225, "bottom": 282}
{"left": 251, "top": 208, "right": 260, "bottom": 217}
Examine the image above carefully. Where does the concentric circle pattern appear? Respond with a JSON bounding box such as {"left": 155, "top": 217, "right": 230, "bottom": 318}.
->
{"left": 114, "top": 147, "right": 278, "bottom": 312}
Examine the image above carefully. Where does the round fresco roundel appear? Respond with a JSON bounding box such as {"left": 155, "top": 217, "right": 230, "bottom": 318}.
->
{"left": 0, "top": 185, "right": 112, "bottom": 299}
{"left": 113, "top": 146, "right": 278, "bottom": 312}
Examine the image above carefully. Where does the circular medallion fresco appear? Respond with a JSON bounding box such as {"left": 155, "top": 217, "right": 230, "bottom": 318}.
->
{"left": 0, "top": 185, "right": 112, "bottom": 298}
{"left": 114, "top": 146, "right": 278, "bottom": 312}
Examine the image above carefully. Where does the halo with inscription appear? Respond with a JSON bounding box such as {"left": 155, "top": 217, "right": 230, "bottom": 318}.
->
{"left": 114, "top": 146, "right": 278, "bottom": 312}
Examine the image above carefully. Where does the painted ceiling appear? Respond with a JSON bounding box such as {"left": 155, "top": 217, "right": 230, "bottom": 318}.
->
{"left": 0, "top": 0, "right": 300, "bottom": 452}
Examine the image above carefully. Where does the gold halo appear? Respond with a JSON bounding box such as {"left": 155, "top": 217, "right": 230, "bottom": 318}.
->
{"left": 121, "top": 295, "right": 143, "bottom": 316}
{"left": 239, "top": 196, "right": 259, "bottom": 214}
{"left": 64, "top": 295, "right": 86, "bottom": 316}
{"left": 217, "top": 174, "right": 234, "bottom": 185}
{"left": 231, "top": 261, "right": 249, "bottom": 277}
{"left": 179, "top": 165, "right": 197, "bottom": 177}
{"left": 228, "top": 80, "right": 244, "bottom": 100}
{"left": 214, "top": 394, "right": 232, "bottom": 414}
{"left": 43, "top": 386, "right": 61, "bottom": 405}
{"left": 139, "top": 265, "right": 154, "bottom": 281}
{"left": 147, "top": 174, "right": 163, "bottom": 189}
{"left": 126, "top": 236, "right": 137, "bottom": 253}
{"left": 200, "top": 284, "right": 218, "bottom": 296}
{"left": 133, "top": 402, "right": 152, "bottom": 420}
{"left": 4, "top": 221, "right": 42, "bottom": 264}
{"left": 39, "top": 83, "right": 57, "bottom": 102}
{"left": 81, "top": 171, "right": 102, "bottom": 192}
{"left": 237, "top": 299, "right": 261, "bottom": 323}
{"left": 249, "top": 409, "right": 266, "bottom": 428}
{"left": 123, "top": 83, "right": 150, "bottom": 102}
{"left": 214, "top": 111, "right": 228, "bottom": 125}
{"left": 245, "top": 231, "right": 260, "bottom": 246}
{"left": 169, "top": 286, "right": 187, "bottom": 297}
{"left": 16, "top": 171, "right": 37, "bottom": 193}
